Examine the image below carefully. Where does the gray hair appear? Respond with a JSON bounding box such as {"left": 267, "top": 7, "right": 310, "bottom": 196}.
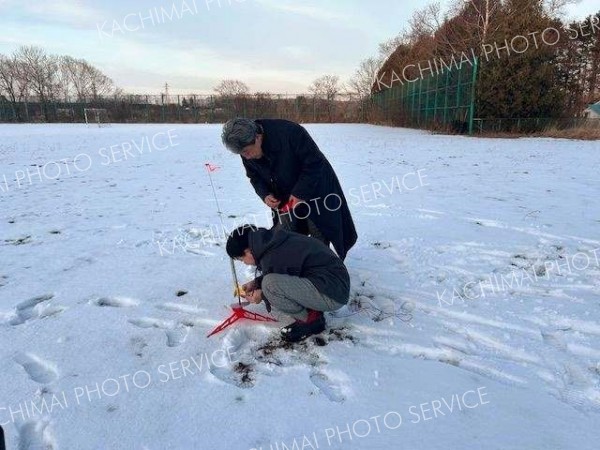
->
{"left": 221, "top": 118, "right": 261, "bottom": 153}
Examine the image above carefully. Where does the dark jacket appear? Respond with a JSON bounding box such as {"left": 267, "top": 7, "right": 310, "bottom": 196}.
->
{"left": 250, "top": 228, "right": 350, "bottom": 305}
{"left": 242, "top": 119, "right": 357, "bottom": 260}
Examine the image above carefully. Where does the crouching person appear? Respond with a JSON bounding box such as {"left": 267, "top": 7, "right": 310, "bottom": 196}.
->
{"left": 226, "top": 224, "right": 350, "bottom": 342}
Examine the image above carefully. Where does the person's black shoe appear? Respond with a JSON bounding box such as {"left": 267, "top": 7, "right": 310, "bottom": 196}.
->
{"left": 281, "top": 310, "right": 326, "bottom": 343}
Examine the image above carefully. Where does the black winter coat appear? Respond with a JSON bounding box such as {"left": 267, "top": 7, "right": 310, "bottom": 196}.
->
{"left": 242, "top": 119, "right": 357, "bottom": 259}
{"left": 250, "top": 228, "right": 350, "bottom": 305}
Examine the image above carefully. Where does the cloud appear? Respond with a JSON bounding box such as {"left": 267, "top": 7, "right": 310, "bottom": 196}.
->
{"left": 103, "top": 39, "right": 322, "bottom": 94}
{"left": 281, "top": 45, "right": 312, "bottom": 60}
{"left": 0, "top": 0, "right": 375, "bottom": 93}
{"left": 2, "top": 0, "right": 103, "bottom": 27}
{"left": 254, "top": 0, "right": 352, "bottom": 23}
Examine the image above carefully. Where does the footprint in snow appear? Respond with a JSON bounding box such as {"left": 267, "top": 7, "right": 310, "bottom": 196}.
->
{"left": 18, "top": 420, "right": 57, "bottom": 450}
{"left": 16, "top": 293, "right": 54, "bottom": 311}
{"left": 9, "top": 294, "right": 65, "bottom": 326}
{"left": 128, "top": 317, "right": 190, "bottom": 348}
{"left": 156, "top": 302, "right": 206, "bottom": 315}
{"left": 5, "top": 235, "right": 32, "bottom": 246}
{"left": 128, "top": 317, "right": 172, "bottom": 329}
{"left": 15, "top": 353, "right": 59, "bottom": 384}
{"left": 166, "top": 326, "right": 190, "bottom": 347}
{"left": 206, "top": 325, "right": 358, "bottom": 391}
{"left": 209, "top": 362, "right": 255, "bottom": 389}
{"left": 130, "top": 336, "right": 149, "bottom": 358}
{"left": 93, "top": 296, "right": 139, "bottom": 308}
{"left": 309, "top": 371, "right": 347, "bottom": 403}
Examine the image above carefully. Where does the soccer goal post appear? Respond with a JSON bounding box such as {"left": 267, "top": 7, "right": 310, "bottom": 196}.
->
{"left": 84, "top": 108, "right": 110, "bottom": 127}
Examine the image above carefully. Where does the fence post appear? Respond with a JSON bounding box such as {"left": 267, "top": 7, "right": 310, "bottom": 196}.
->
{"left": 455, "top": 65, "right": 463, "bottom": 131}
{"left": 468, "top": 57, "right": 478, "bottom": 135}
{"left": 433, "top": 72, "right": 439, "bottom": 124}
{"left": 417, "top": 77, "right": 423, "bottom": 127}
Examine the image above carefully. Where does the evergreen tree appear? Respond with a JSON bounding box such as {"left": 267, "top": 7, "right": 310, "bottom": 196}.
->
{"left": 477, "top": 0, "right": 565, "bottom": 118}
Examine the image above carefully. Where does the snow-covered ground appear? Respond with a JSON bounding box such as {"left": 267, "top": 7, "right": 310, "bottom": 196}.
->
{"left": 0, "top": 123, "right": 599, "bottom": 450}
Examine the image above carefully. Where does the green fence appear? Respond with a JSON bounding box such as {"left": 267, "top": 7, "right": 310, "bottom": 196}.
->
{"left": 372, "top": 58, "right": 479, "bottom": 134}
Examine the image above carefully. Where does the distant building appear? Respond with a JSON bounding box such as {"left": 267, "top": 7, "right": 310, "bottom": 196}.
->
{"left": 584, "top": 102, "right": 600, "bottom": 119}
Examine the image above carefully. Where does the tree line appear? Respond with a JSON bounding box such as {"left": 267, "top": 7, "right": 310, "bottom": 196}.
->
{"left": 0, "top": 45, "right": 365, "bottom": 123}
{"left": 0, "top": 46, "right": 116, "bottom": 121}
{"left": 3, "top": 1, "right": 597, "bottom": 124}
{"left": 368, "top": 0, "right": 599, "bottom": 119}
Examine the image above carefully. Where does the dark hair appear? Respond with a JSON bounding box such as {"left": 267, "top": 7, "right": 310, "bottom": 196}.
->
{"left": 226, "top": 224, "right": 258, "bottom": 258}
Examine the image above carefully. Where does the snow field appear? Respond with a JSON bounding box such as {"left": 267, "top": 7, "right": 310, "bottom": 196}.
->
{"left": 0, "top": 123, "right": 599, "bottom": 449}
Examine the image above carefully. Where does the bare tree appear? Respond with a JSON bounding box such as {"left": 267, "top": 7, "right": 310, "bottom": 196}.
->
{"left": 213, "top": 79, "right": 250, "bottom": 97}
{"left": 58, "top": 56, "right": 114, "bottom": 101}
{"left": 452, "top": 0, "right": 504, "bottom": 44}
{"left": 543, "top": 0, "right": 578, "bottom": 17}
{"left": 114, "top": 86, "right": 125, "bottom": 96}
{"left": 15, "top": 46, "right": 58, "bottom": 119}
{"left": 308, "top": 75, "right": 341, "bottom": 122}
{"left": 88, "top": 65, "right": 113, "bottom": 100}
{"left": 60, "top": 56, "right": 90, "bottom": 101}
{"left": 0, "top": 53, "right": 30, "bottom": 120}
{"left": 408, "top": 2, "right": 444, "bottom": 41}
{"left": 378, "top": 34, "right": 408, "bottom": 60}
{"left": 213, "top": 79, "right": 250, "bottom": 116}
{"left": 348, "top": 58, "right": 381, "bottom": 98}
{"left": 308, "top": 75, "right": 340, "bottom": 101}
{"left": 56, "top": 56, "right": 74, "bottom": 101}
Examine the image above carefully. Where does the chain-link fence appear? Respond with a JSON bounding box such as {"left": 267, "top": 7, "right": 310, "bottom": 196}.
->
{"left": 3, "top": 82, "right": 595, "bottom": 137}
{"left": 371, "top": 58, "right": 479, "bottom": 134}
{"left": 0, "top": 93, "right": 376, "bottom": 124}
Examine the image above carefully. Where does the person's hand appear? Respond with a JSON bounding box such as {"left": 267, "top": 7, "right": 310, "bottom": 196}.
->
{"left": 289, "top": 195, "right": 303, "bottom": 205}
{"left": 246, "top": 288, "right": 263, "bottom": 304}
{"left": 264, "top": 194, "right": 281, "bottom": 209}
{"left": 241, "top": 280, "right": 257, "bottom": 296}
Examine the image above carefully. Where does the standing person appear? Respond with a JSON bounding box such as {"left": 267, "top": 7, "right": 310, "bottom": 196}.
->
{"left": 221, "top": 118, "right": 357, "bottom": 260}
{"left": 226, "top": 225, "right": 350, "bottom": 342}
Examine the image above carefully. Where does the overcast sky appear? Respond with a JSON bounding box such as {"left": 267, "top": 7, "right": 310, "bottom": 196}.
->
{"left": 0, "top": 0, "right": 597, "bottom": 95}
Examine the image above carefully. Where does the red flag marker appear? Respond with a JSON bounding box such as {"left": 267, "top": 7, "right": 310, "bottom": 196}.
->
{"left": 202, "top": 164, "right": 278, "bottom": 338}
